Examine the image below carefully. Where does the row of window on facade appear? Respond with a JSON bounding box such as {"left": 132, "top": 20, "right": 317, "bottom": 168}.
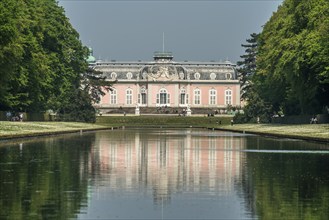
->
{"left": 105, "top": 88, "right": 233, "bottom": 106}
{"left": 109, "top": 72, "right": 233, "bottom": 80}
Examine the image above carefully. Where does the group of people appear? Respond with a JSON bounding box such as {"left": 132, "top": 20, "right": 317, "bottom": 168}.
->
{"left": 6, "top": 111, "right": 23, "bottom": 122}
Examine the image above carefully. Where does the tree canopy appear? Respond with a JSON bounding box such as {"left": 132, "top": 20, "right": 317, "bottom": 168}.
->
{"left": 255, "top": 0, "right": 329, "bottom": 115}
{"left": 0, "top": 1, "right": 85, "bottom": 111}
{"left": 0, "top": 0, "right": 107, "bottom": 122}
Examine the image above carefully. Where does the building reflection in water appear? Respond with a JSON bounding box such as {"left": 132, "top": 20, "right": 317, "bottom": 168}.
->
{"left": 91, "top": 129, "right": 246, "bottom": 205}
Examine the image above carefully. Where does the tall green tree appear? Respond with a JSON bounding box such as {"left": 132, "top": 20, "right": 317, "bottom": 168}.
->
{"left": 256, "top": 0, "right": 329, "bottom": 115}
{"left": 0, "top": 0, "right": 107, "bottom": 122}
{"left": 0, "top": 0, "right": 87, "bottom": 111}
{"left": 237, "top": 33, "right": 259, "bottom": 99}
{"left": 41, "top": 0, "right": 88, "bottom": 111}
{"left": 82, "top": 67, "right": 112, "bottom": 104}
{"left": 8, "top": 0, "right": 55, "bottom": 111}
{"left": 235, "top": 33, "right": 274, "bottom": 123}
{"left": 58, "top": 67, "right": 112, "bottom": 123}
{"left": 0, "top": 0, "right": 25, "bottom": 109}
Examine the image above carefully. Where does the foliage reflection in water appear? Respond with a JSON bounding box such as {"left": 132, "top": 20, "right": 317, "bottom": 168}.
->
{"left": 0, "top": 129, "right": 328, "bottom": 219}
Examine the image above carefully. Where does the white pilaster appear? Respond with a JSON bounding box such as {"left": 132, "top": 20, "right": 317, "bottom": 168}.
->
{"left": 235, "top": 85, "right": 241, "bottom": 106}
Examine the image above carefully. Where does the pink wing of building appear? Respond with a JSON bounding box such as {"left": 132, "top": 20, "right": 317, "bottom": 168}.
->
{"left": 91, "top": 52, "right": 240, "bottom": 114}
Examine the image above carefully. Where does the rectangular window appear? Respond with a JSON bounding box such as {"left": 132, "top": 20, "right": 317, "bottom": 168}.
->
{"left": 126, "top": 90, "right": 132, "bottom": 105}
{"left": 209, "top": 90, "right": 216, "bottom": 105}
{"left": 139, "top": 93, "right": 146, "bottom": 105}
{"left": 141, "top": 93, "right": 146, "bottom": 104}
{"left": 110, "top": 90, "right": 117, "bottom": 104}
{"left": 225, "top": 90, "right": 232, "bottom": 105}
{"left": 158, "top": 89, "right": 169, "bottom": 105}
{"left": 160, "top": 93, "right": 167, "bottom": 104}
{"left": 180, "top": 93, "right": 185, "bottom": 104}
{"left": 194, "top": 90, "right": 201, "bottom": 105}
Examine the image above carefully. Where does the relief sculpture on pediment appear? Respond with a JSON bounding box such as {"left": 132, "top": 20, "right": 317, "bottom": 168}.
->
{"left": 139, "top": 65, "right": 188, "bottom": 81}
{"left": 149, "top": 65, "right": 179, "bottom": 81}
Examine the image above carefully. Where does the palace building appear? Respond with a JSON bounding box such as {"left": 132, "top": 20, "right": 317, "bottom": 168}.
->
{"left": 89, "top": 50, "right": 240, "bottom": 115}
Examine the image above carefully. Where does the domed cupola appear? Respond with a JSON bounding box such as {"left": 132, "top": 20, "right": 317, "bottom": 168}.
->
{"left": 86, "top": 47, "right": 96, "bottom": 64}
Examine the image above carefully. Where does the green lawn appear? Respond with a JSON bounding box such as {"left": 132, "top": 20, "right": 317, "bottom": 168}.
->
{"left": 217, "top": 124, "right": 329, "bottom": 142}
{"left": 0, "top": 116, "right": 230, "bottom": 140}
{"left": 0, "top": 121, "right": 110, "bottom": 139}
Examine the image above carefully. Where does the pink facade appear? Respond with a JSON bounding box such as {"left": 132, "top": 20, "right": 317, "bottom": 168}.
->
{"left": 92, "top": 52, "right": 240, "bottom": 113}
{"left": 100, "top": 83, "right": 240, "bottom": 108}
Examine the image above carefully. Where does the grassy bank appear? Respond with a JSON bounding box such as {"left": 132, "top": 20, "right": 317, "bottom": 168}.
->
{"left": 96, "top": 116, "right": 329, "bottom": 142}
{"left": 0, "top": 116, "right": 230, "bottom": 140}
{"left": 0, "top": 121, "right": 111, "bottom": 140}
{"left": 217, "top": 124, "right": 329, "bottom": 142}
{"left": 1, "top": 117, "right": 328, "bottom": 143}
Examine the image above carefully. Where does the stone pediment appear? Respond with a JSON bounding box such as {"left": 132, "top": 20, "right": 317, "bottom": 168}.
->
{"left": 141, "top": 64, "right": 183, "bottom": 81}
{"left": 149, "top": 65, "right": 178, "bottom": 81}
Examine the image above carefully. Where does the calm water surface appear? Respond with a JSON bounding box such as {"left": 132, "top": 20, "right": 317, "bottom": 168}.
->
{"left": 0, "top": 128, "right": 328, "bottom": 219}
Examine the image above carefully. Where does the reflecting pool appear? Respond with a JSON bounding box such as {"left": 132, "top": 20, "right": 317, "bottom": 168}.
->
{"left": 0, "top": 128, "right": 328, "bottom": 219}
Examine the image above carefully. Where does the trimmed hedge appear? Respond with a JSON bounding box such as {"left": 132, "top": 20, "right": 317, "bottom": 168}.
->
{"left": 96, "top": 115, "right": 233, "bottom": 127}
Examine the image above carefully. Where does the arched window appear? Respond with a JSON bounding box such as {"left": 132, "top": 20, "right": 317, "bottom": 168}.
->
{"left": 126, "top": 89, "right": 133, "bottom": 105}
{"left": 138, "top": 87, "right": 147, "bottom": 105}
{"left": 156, "top": 88, "right": 170, "bottom": 106}
{"left": 194, "top": 89, "right": 201, "bottom": 105}
{"left": 225, "top": 89, "right": 232, "bottom": 105}
{"left": 110, "top": 89, "right": 117, "bottom": 104}
{"left": 209, "top": 89, "right": 217, "bottom": 105}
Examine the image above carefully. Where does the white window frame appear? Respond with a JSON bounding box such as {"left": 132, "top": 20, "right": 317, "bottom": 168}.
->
{"left": 179, "top": 88, "right": 187, "bottom": 106}
{"left": 110, "top": 89, "right": 117, "bottom": 105}
{"left": 138, "top": 87, "right": 147, "bottom": 105}
{"left": 126, "top": 72, "right": 133, "bottom": 80}
{"left": 111, "top": 72, "right": 117, "bottom": 80}
{"left": 225, "top": 89, "right": 232, "bottom": 105}
{"left": 156, "top": 88, "right": 170, "bottom": 106}
{"left": 194, "top": 89, "right": 201, "bottom": 105}
{"left": 126, "top": 88, "right": 133, "bottom": 105}
{"left": 209, "top": 89, "right": 217, "bottom": 105}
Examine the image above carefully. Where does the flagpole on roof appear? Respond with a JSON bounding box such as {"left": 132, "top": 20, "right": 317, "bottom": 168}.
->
{"left": 162, "top": 32, "right": 165, "bottom": 52}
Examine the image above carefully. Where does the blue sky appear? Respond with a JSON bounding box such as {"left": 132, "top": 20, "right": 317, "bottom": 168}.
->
{"left": 59, "top": 0, "right": 283, "bottom": 62}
